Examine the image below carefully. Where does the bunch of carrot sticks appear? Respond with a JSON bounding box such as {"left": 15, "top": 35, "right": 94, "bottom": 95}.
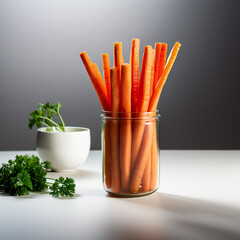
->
{"left": 80, "top": 39, "right": 181, "bottom": 194}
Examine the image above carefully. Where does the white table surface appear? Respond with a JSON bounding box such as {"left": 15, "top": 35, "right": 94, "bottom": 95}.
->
{"left": 0, "top": 150, "right": 240, "bottom": 240}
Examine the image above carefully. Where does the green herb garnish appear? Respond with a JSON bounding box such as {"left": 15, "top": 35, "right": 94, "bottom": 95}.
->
{"left": 0, "top": 155, "right": 75, "bottom": 198}
{"left": 28, "top": 102, "right": 65, "bottom": 132}
{"left": 49, "top": 176, "right": 75, "bottom": 198}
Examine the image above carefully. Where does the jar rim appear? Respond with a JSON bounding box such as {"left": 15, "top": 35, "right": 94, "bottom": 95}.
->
{"left": 101, "top": 110, "right": 161, "bottom": 120}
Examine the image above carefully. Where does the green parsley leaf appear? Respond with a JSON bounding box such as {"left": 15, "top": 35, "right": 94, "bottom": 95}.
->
{"left": 28, "top": 102, "right": 65, "bottom": 132}
{"left": 49, "top": 177, "right": 76, "bottom": 198}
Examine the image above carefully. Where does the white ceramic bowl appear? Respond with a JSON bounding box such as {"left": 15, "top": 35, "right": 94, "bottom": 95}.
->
{"left": 37, "top": 127, "right": 90, "bottom": 172}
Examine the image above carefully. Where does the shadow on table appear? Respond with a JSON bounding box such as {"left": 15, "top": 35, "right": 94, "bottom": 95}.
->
{"left": 119, "top": 192, "right": 240, "bottom": 240}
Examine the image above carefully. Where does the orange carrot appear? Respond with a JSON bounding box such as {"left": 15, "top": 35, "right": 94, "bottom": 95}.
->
{"left": 130, "top": 123, "right": 153, "bottom": 193}
{"left": 153, "top": 43, "right": 162, "bottom": 89}
{"left": 149, "top": 42, "right": 181, "bottom": 111}
{"left": 137, "top": 48, "right": 153, "bottom": 191}
{"left": 143, "top": 47, "right": 154, "bottom": 191}
{"left": 150, "top": 48, "right": 155, "bottom": 98}
{"left": 150, "top": 121, "right": 159, "bottom": 190}
{"left": 131, "top": 46, "right": 153, "bottom": 171}
{"left": 80, "top": 51, "right": 110, "bottom": 111}
{"left": 119, "top": 63, "right": 132, "bottom": 191}
{"left": 119, "top": 42, "right": 124, "bottom": 64}
{"left": 131, "top": 119, "right": 145, "bottom": 170}
{"left": 114, "top": 42, "right": 124, "bottom": 78}
{"left": 158, "top": 43, "right": 168, "bottom": 82}
{"left": 104, "top": 121, "right": 111, "bottom": 189}
{"left": 148, "top": 43, "right": 171, "bottom": 192}
{"left": 114, "top": 42, "right": 124, "bottom": 110}
{"left": 130, "top": 38, "right": 140, "bottom": 112}
{"left": 111, "top": 67, "right": 121, "bottom": 112}
{"left": 110, "top": 67, "right": 121, "bottom": 193}
{"left": 137, "top": 45, "right": 153, "bottom": 112}
{"left": 150, "top": 43, "right": 162, "bottom": 191}
{"left": 102, "top": 54, "right": 112, "bottom": 189}
{"left": 142, "top": 146, "right": 152, "bottom": 192}
{"left": 120, "top": 63, "right": 131, "bottom": 113}
{"left": 102, "top": 53, "right": 111, "bottom": 105}
{"left": 91, "top": 63, "right": 111, "bottom": 110}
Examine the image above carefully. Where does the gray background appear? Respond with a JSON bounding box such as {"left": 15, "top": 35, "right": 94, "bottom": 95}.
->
{"left": 0, "top": 0, "right": 240, "bottom": 150}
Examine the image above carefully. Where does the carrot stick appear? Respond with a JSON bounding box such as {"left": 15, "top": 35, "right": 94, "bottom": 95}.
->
{"left": 119, "top": 42, "right": 124, "bottom": 64}
{"left": 102, "top": 53, "right": 111, "bottom": 105}
{"left": 80, "top": 53, "right": 112, "bottom": 186}
{"left": 148, "top": 42, "right": 181, "bottom": 112}
{"left": 120, "top": 63, "right": 131, "bottom": 113}
{"left": 101, "top": 54, "right": 112, "bottom": 189}
{"left": 150, "top": 121, "right": 159, "bottom": 190}
{"left": 137, "top": 45, "right": 153, "bottom": 112}
{"left": 148, "top": 43, "right": 172, "bottom": 191}
{"left": 80, "top": 51, "right": 110, "bottom": 111}
{"left": 158, "top": 43, "right": 168, "bottom": 82}
{"left": 131, "top": 120, "right": 145, "bottom": 171}
{"left": 91, "top": 63, "right": 111, "bottom": 110}
{"left": 119, "top": 63, "right": 131, "bottom": 191}
{"left": 150, "top": 48, "right": 155, "bottom": 98}
{"left": 147, "top": 42, "right": 180, "bottom": 190}
{"left": 131, "top": 46, "right": 153, "bottom": 171}
{"left": 114, "top": 42, "right": 124, "bottom": 77}
{"left": 153, "top": 43, "right": 162, "bottom": 89}
{"left": 130, "top": 38, "right": 140, "bottom": 112}
{"left": 111, "top": 67, "right": 121, "bottom": 112}
{"left": 143, "top": 47, "right": 154, "bottom": 191}
{"left": 104, "top": 121, "right": 111, "bottom": 189}
{"left": 130, "top": 123, "right": 153, "bottom": 193}
{"left": 142, "top": 145, "right": 152, "bottom": 192}
{"left": 137, "top": 47, "right": 153, "bottom": 191}
{"left": 149, "top": 43, "right": 161, "bottom": 191}
{"left": 110, "top": 67, "right": 121, "bottom": 193}
{"left": 114, "top": 42, "right": 124, "bottom": 110}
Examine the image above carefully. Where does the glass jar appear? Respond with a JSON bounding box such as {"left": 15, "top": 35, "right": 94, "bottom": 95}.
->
{"left": 101, "top": 111, "right": 160, "bottom": 197}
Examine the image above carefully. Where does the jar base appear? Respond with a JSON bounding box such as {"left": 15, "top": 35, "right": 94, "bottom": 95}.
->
{"left": 105, "top": 188, "right": 158, "bottom": 198}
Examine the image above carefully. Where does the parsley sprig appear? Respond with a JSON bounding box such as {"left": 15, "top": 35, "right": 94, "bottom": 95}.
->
{"left": 28, "top": 102, "right": 65, "bottom": 132}
{"left": 49, "top": 177, "right": 75, "bottom": 197}
{"left": 0, "top": 155, "right": 75, "bottom": 198}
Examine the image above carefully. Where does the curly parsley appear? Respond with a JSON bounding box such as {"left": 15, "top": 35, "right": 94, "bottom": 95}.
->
{"left": 0, "top": 155, "right": 75, "bottom": 198}
{"left": 28, "top": 102, "right": 65, "bottom": 132}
